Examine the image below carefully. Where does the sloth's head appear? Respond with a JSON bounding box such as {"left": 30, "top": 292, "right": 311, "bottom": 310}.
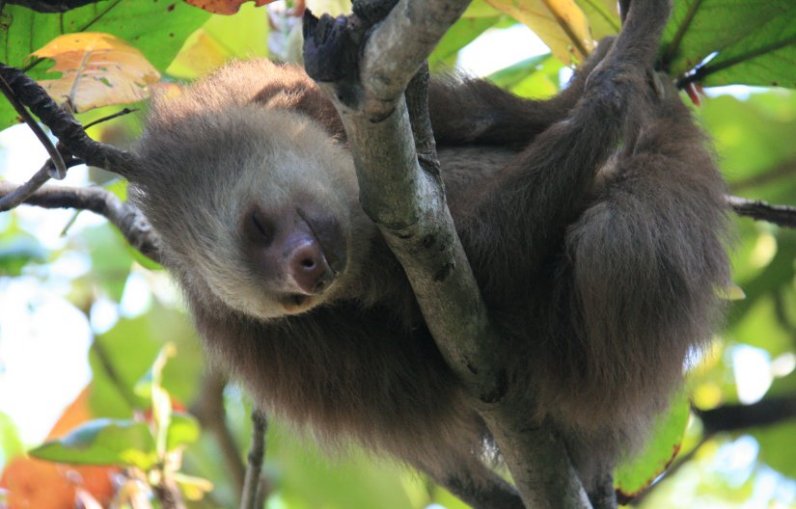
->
{"left": 134, "top": 105, "right": 361, "bottom": 319}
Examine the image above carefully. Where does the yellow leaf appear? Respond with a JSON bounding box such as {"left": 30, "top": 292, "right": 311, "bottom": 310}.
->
{"left": 32, "top": 33, "right": 161, "bottom": 113}
{"left": 717, "top": 283, "right": 746, "bottom": 301}
{"left": 486, "top": 0, "right": 595, "bottom": 64}
{"left": 167, "top": 29, "right": 230, "bottom": 79}
{"left": 173, "top": 473, "right": 214, "bottom": 501}
{"left": 576, "top": 0, "right": 620, "bottom": 39}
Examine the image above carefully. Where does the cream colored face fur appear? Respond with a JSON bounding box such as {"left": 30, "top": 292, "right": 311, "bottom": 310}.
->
{"left": 138, "top": 107, "right": 361, "bottom": 320}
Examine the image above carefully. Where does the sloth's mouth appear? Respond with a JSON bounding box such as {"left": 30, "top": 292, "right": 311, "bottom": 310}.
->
{"left": 280, "top": 293, "right": 314, "bottom": 314}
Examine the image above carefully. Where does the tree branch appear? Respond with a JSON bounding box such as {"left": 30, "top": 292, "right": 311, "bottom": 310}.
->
{"left": 190, "top": 371, "right": 246, "bottom": 494}
{"left": 0, "top": 72, "right": 67, "bottom": 178}
{"left": 0, "top": 181, "right": 162, "bottom": 263}
{"left": 697, "top": 395, "right": 796, "bottom": 434}
{"left": 0, "top": 64, "right": 141, "bottom": 179}
{"left": 5, "top": 0, "right": 102, "bottom": 12}
{"left": 303, "top": 1, "right": 590, "bottom": 507}
{"left": 728, "top": 195, "right": 796, "bottom": 228}
{"left": 240, "top": 410, "right": 268, "bottom": 509}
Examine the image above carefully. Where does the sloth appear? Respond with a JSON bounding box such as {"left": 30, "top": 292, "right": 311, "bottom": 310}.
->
{"left": 131, "top": 1, "right": 729, "bottom": 506}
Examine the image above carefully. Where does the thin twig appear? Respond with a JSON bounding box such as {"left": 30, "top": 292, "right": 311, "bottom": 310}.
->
{"left": 240, "top": 410, "right": 268, "bottom": 509}
{"left": 84, "top": 107, "right": 138, "bottom": 129}
{"left": 0, "top": 181, "right": 162, "bottom": 262}
{"left": 0, "top": 72, "right": 68, "bottom": 178}
{"left": 0, "top": 64, "right": 141, "bottom": 179}
{"left": 728, "top": 195, "right": 796, "bottom": 228}
{"left": 0, "top": 158, "right": 87, "bottom": 211}
{"left": 153, "top": 478, "right": 186, "bottom": 509}
{"left": 677, "top": 35, "right": 796, "bottom": 89}
{"left": 0, "top": 165, "right": 51, "bottom": 211}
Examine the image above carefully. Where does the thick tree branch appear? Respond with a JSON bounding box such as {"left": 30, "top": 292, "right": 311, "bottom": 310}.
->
{"left": 5, "top": 0, "right": 102, "bottom": 12}
{"left": 0, "top": 181, "right": 162, "bottom": 263}
{"left": 305, "top": 0, "right": 505, "bottom": 428}
{"left": 728, "top": 195, "right": 796, "bottom": 228}
{"left": 303, "top": 1, "right": 590, "bottom": 507}
{"left": 697, "top": 395, "right": 796, "bottom": 434}
{"left": 405, "top": 63, "right": 440, "bottom": 176}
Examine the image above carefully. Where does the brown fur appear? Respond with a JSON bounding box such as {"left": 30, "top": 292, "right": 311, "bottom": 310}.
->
{"left": 131, "top": 2, "right": 730, "bottom": 506}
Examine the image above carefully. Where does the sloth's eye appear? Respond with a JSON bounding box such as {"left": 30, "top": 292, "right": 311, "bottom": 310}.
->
{"left": 244, "top": 208, "right": 274, "bottom": 246}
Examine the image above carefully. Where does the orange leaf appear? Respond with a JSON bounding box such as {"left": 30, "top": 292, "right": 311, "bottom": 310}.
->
{"left": 32, "top": 33, "right": 161, "bottom": 113}
{"left": 486, "top": 0, "right": 595, "bottom": 64}
{"left": 1, "top": 457, "right": 74, "bottom": 509}
{"left": 0, "top": 386, "right": 117, "bottom": 508}
{"left": 1, "top": 458, "right": 117, "bottom": 509}
{"left": 47, "top": 386, "right": 93, "bottom": 440}
{"left": 186, "top": 0, "right": 273, "bottom": 15}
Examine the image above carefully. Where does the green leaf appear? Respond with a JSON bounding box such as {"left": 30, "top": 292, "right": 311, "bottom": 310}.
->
{"left": 0, "top": 412, "right": 24, "bottom": 470}
{"left": 0, "top": 2, "right": 210, "bottom": 71}
{"left": 89, "top": 306, "right": 203, "bottom": 418}
{"left": 134, "top": 342, "right": 177, "bottom": 401}
{"left": 661, "top": 0, "right": 796, "bottom": 88}
{"left": 0, "top": 1, "right": 210, "bottom": 129}
{"left": 699, "top": 93, "right": 796, "bottom": 206}
{"left": 0, "top": 235, "right": 46, "bottom": 275}
{"left": 576, "top": 0, "right": 619, "bottom": 39}
{"left": 487, "top": 53, "right": 551, "bottom": 89}
{"left": 727, "top": 231, "right": 796, "bottom": 329}
{"left": 461, "top": 0, "right": 503, "bottom": 18}
{"left": 133, "top": 344, "right": 178, "bottom": 458}
{"left": 173, "top": 472, "right": 214, "bottom": 501}
{"left": 614, "top": 392, "right": 690, "bottom": 497}
{"left": 81, "top": 223, "right": 134, "bottom": 302}
{"left": 29, "top": 418, "right": 157, "bottom": 470}
{"left": 167, "top": 412, "right": 201, "bottom": 451}
{"left": 430, "top": 15, "right": 506, "bottom": 70}
{"left": 488, "top": 54, "right": 564, "bottom": 99}
{"left": 152, "top": 385, "right": 171, "bottom": 457}
{"left": 752, "top": 421, "right": 796, "bottom": 478}
{"left": 104, "top": 179, "right": 128, "bottom": 201}
{"left": 167, "top": 2, "right": 270, "bottom": 79}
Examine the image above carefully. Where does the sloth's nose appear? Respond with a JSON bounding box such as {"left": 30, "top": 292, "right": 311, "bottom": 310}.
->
{"left": 288, "top": 239, "right": 333, "bottom": 294}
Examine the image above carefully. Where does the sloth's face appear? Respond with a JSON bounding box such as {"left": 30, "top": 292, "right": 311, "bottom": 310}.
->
{"left": 136, "top": 108, "right": 360, "bottom": 320}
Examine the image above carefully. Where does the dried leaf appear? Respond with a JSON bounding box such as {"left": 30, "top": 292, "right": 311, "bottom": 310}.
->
{"left": 486, "top": 0, "right": 595, "bottom": 64}
{"left": 32, "top": 33, "right": 160, "bottom": 113}
{"left": 186, "top": 0, "right": 273, "bottom": 15}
